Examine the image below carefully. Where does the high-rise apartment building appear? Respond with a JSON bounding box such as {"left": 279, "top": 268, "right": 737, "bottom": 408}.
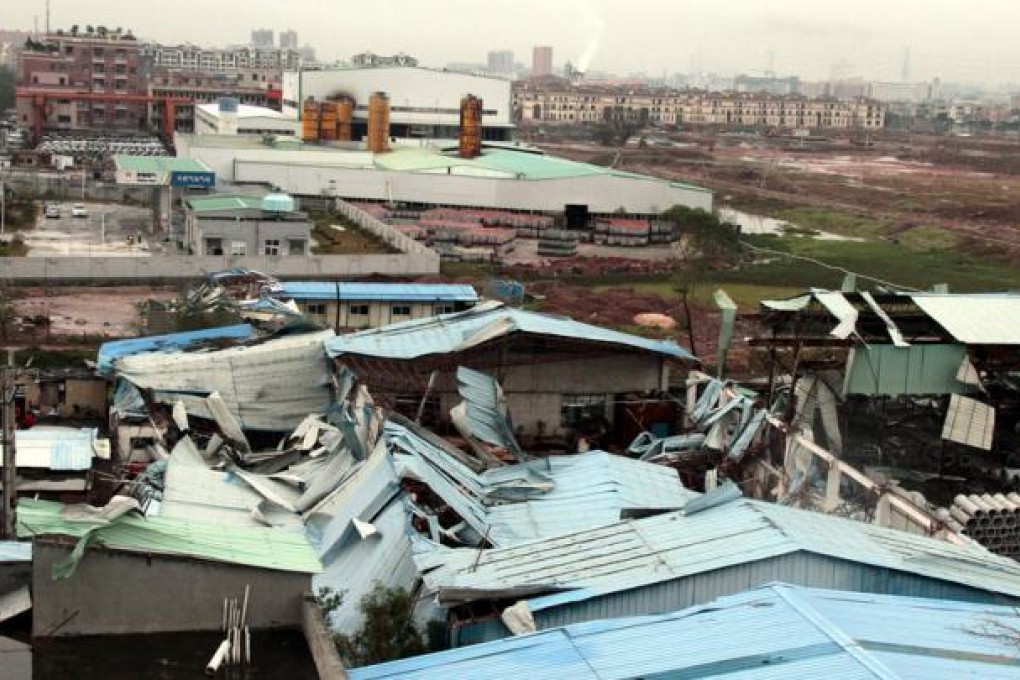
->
{"left": 487, "top": 50, "right": 514, "bottom": 76}
{"left": 532, "top": 46, "right": 553, "bottom": 78}
{"left": 251, "top": 29, "right": 274, "bottom": 48}
{"left": 16, "top": 29, "right": 147, "bottom": 132}
{"left": 279, "top": 30, "right": 298, "bottom": 50}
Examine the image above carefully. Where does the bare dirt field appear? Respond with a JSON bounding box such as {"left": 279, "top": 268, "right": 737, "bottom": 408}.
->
{"left": 10, "top": 285, "right": 177, "bottom": 339}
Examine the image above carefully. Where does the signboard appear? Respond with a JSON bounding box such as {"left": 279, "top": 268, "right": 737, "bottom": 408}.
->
{"left": 170, "top": 171, "right": 216, "bottom": 188}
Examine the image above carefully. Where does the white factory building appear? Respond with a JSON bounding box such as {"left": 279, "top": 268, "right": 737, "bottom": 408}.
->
{"left": 282, "top": 66, "right": 514, "bottom": 143}
{"left": 194, "top": 101, "right": 299, "bottom": 136}
{"left": 173, "top": 134, "right": 712, "bottom": 216}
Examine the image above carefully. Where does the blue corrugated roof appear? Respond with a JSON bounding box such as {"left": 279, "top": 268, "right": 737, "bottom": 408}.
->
{"left": 279, "top": 282, "right": 478, "bottom": 303}
{"left": 415, "top": 496, "right": 1020, "bottom": 608}
{"left": 351, "top": 583, "right": 1020, "bottom": 679}
{"left": 3, "top": 427, "right": 99, "bottom": 471}
{"left": 326, "top": 301, "right": 695, "bottom": 361}
{"left": 386, "top": 421, "right": 695, "bottom": 546}
{"left": 97, "top": 324, "right": 255, "bottom": 375}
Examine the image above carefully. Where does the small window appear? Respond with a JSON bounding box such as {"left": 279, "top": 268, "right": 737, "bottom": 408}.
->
{"left": 435, "top": 304, "right": 456, "bottom": 315}
{"left": 307, "top": 303, "right": 327, "bottom": 315}
{"left": 288, "top": 239, "right": 305, "bottom": 256}
{"left": 205, "top": 238, "right": 224, "bottom": 255}
{"left": 230, "top": 241, "right": 246, "bottom": 256}
{"left": 561, "top": 394, "right": 608, "bottom": 428}
{"left": 263, "top": 239, "right": 280, "bottom": 255}
{"left": 350, "top": 304, "right": 369, "bottom": 316}
{"left": 391, "top": 305, "right": 411, "bottom": 316}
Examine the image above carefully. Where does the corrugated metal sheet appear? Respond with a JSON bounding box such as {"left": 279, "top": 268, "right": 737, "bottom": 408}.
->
{"left": 17, "top": 499, "right": 321, "bottom": 574}
{"left": 0, "top": 427, "right": 100, "bottom": 471}
{"left": 910, "top": 294, "right": 1020, "bottom": 345}
{"left": 351, "top": 583, "right": 1020, "bottom": 679}
{"left": 280, "top": 282, "right": 478, "bottom": 303}
{"left": 307, "top": 444, "right": 416, "bottom": 632}
{"left": 97, "top": 324, "right": 255, "bottom": 375}
{"left": 0, "top": 541, "right": 31, "bottom": 563}
{"left": 942, "top": 394, "right": 995, "bottom": 450}
{"left": 416, "top": 497, "right": 1020, "bottom": 608}
{"left": 842, "top": 344, "right": 974, "bottom": 397}
{"left": 325, "top": 301, "right": 695, "bottom": 361}
{"left": 115, "top": 330, "right": 334, "bottom": 431}
{"left": 386, "top": 421, "right": 693, "bottom": 547}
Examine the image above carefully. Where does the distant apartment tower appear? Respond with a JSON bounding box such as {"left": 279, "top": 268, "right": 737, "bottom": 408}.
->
{"left": 251, "top": 28, "right": 274, "bottom": 48}
{"left": 532, "top": 46, "right": 553, "bottom": 78}
{"left": 279, "top": 30, "right": 298, "bottom": 50}
{"left": 487, "top": 50, "right": 514, "bottom": 76}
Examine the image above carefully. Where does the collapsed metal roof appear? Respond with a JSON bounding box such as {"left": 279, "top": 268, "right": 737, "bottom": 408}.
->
{"left": 325, "top": 301, "right": 696, "bottom": 361}
{"left": 96, "top": 324, "right": 255, "bottom": 375}
{"left": 113, "top": 330, "right": 335, "bottom": 431}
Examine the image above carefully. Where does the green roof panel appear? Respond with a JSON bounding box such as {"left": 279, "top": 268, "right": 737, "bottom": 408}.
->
{"left": 17, "top": 498, "right": 321, "bottom": 575}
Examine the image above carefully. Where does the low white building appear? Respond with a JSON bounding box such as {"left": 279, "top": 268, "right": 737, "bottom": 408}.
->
{"left": 174, "top": 134, "right": 713, "bottom": 216}
{"left": 194, "top": 101, "right": 298, "bottom": 136}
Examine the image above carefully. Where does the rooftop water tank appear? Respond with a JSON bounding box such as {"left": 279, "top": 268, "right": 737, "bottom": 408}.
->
{"left": 261, "top": 193, "right": 295, "bottom": 213}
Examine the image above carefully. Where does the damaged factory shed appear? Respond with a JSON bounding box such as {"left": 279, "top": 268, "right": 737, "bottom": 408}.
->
{"left": 415, "top": 484, "right": 1020, "bottom": 645}
{"left": 752, "top": 289, "right": 1020, "bottom": 554}
{"left": 325, "top": 301, "right": 696, "bottom": 447}
{"left": 350, "top": 583, "right": 1020, "bottom": 679}
{"left": 17, "top": 498, "right": 321, "bottom": 637}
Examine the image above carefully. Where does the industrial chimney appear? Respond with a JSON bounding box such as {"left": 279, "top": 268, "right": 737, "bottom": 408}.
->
{"left": 366, "top": 91, "right": 390, "bottom": 153}
{"left": 459, "top": 94, "right": 483, "bottom": 159}
{"left": 337, "top": 97, "right": 354, "bottom": 142}
{"left": 301, "top": 97, "right": 321, "bottom": 142}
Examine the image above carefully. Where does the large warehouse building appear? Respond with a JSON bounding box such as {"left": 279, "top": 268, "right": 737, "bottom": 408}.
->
{"left": 282, "top": 66, "right": 514, "bottom": 143}
{"left": 173, "top": 134, "right": 712, "bottom": 215}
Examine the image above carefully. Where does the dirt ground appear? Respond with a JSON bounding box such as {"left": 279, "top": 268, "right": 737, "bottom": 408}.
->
{"left": 540, "top": 130, "right": 1020, "bottom": 257}
{"left": 9, "top": 285, "right": 177, "bottom": 339}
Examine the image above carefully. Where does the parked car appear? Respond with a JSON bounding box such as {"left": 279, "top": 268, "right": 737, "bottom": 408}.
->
{"left": 44, "top": 204, "right": 60, "bottom": 218}
{"left": 71, "top": 203, "right": 88, "bottom": 218}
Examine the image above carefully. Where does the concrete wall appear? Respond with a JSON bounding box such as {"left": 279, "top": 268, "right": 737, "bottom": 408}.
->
{"left": 32, "top": 541, "right": 311, "bottom": 637}
{"left": 334, "top": 199, "right": 436, "bottom": 259}
{"left": 0, "top": 252, "right": 439, "bottom": 283}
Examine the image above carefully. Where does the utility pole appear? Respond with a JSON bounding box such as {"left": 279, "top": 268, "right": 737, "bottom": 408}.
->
{"left": 1, "top": 349, "right": 17, "bottom": 539}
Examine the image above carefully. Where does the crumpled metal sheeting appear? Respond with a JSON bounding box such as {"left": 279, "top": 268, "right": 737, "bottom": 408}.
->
{"left": 387, "top": 421, "right": 693, "bottom": 547}
{"left": 307, "top": 446, "right": 416, "bottom": 633}
{"left": 114, "top": 330, "right": 335, "bottom": 432}
{"left": 156, "top": 438, "right": 305, "bottom": 530}
{"left": 453, "top": 366, "right": 526, "bottom": 462}
{"left": 111, "top": 379, "right": 147, "bottom": 418}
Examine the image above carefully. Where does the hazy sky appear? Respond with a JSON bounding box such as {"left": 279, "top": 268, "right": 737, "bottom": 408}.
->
{"left": 7, "top": 0, "right": 1020, "bottom": 84}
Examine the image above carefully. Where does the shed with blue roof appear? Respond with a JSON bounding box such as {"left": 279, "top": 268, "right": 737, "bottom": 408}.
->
{"left": 276, "top": 281, "right": 478, "bottom": 330}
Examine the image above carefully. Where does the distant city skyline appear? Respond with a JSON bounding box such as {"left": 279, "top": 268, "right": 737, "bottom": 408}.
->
{"left": 7, "top": 0, "right": 1020, "bottom": 86}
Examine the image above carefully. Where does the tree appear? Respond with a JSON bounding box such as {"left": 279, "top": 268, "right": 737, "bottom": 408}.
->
{"left": 334, "top": 584, "right": 426, "bottom": 666}
{"left": 663, "top": 205, "right": 742, "bottom": 265}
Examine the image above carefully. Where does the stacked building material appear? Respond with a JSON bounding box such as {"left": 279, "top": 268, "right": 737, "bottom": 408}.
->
{"left": 594, "top": 218, "right": 651, "bottom": 247}
{"left": 950, "top": 493, "right": 1020, "bottom": 559}
{"left": 537, "top": 230, "right": 578, "bottom": 257}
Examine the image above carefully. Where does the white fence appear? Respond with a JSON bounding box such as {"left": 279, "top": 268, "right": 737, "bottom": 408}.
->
{"left": 333, "top": 199, "right": 438, "bottom": 261}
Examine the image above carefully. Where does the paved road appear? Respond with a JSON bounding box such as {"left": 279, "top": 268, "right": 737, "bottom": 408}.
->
{"left": 25, "top": 201, "right": 159, "bottom": 257}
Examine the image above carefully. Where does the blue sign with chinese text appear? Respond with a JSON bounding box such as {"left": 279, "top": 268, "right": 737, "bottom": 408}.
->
{"left": 170, "top": 171, "right": 216, "bottom": 187}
